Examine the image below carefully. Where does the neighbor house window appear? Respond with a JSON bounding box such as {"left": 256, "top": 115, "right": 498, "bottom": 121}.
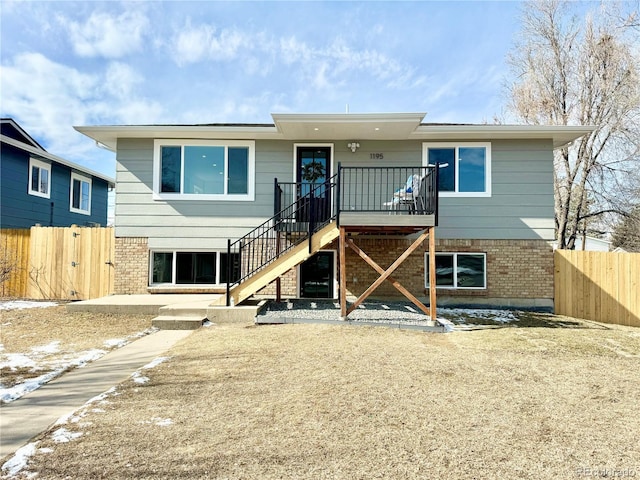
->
{"left": 423, "top": 143, "right": 491, "bottom": 197}
{"left": 28, "top": 158, "right": 51, "bottom": 198}
{"left": 153, "top": 140, "right": 255, "bottom": 201}
{"left": 151, "top": 251, "right": 240, "bottom": 285}
{"left": 425, "top": 253, "right": 487, "bottom": 289}
{"left": 70, "top": 172, "right": 91, "bottom": 215}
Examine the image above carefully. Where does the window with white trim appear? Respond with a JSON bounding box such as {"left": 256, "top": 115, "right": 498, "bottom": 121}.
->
{"left": 423, "top": 142, "right": 491, "bottom": 197}
{"left": 70, "top": 172, "right": 91, "bottom": 215}
{"left": 425, "top": 253, "right": 487, "bottom": 289}
{"left": 150, "top": 251, "right": 240, "bottom": 285}
{"left": 153, "top": 140, "right": 255, "bottom": 201}
{"left": 28, "top": 158, "right": 51, "bottom": 198}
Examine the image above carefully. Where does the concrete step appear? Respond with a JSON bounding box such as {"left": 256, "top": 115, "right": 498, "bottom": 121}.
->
{"left": 158, "top": 305, "right": 208, "bottom": 317}
{"left": 151, "top": 315, "right": 205, "bottom": 330}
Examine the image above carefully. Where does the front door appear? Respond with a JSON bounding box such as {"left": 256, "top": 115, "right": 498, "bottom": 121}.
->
{"left": 296, "top": 146, "right": 331, "bottom": 223}
{"left": 300, "top": 251, "right": 334, "bottom": 298}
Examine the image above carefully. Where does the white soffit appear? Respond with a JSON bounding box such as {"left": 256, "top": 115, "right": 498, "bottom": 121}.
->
{"left": 412, "top": 124, "right": 595, "bottom": 148}
{"left": 271, "top": 112, "right": 427, "bottom": 140}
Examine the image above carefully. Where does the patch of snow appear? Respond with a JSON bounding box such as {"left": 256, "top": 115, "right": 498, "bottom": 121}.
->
{"left": 86, "top": 387, "right": 118, "bottom": 405}
{"left": 1, "top": 353, "right": 37, "bottom": 370}
{"left": 1, "top": 441, "right": 39, "bottom": 477}
{"left": 139, "top": 417, "right": 172, "bottom": 427}
{"left": 0, "top": 301, "right": 57, "bottom": 311}
{"left": 1, "top": 369, "right": 62, "bottom": 403}
{"left": 131, "top": 372, "right": 149, "bottom": 384}
{"left": 0, "top": 344, "right": 4, "bottom": 351}
{"left": 32, "top": 341, "right": 61, "bottom": 354}
{"left": 103, "top": 338, "right": 128, "bottom": 348}
{"left": 51, "top": 427, "right": 83, "bottom": 443}
{"left": 202, "top": 320, "right": 213, "bottom": 327}
{"left": 141, "top": 356, "right": 170, "bottom": 370}
{"left": 38, "top": 448, "right": 54, "bottom": 454}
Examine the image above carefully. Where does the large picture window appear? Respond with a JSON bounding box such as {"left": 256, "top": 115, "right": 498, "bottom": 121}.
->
{"left": 70, "top": 172, "right": 91, "bottom": 215}
{"left": 151, "top": 251, "right": 240, "bottom": 285}
{"left": 153, "top": 140, "right": 254, "bottom": 201}
{"left": 425, "top": 253, "right": 487, "bottom": 289}
{"left": 28, "top": 158, "right": 51, "bottom": 198}
{"left": 423, "top": 142, "right": 491, "bottom": 197}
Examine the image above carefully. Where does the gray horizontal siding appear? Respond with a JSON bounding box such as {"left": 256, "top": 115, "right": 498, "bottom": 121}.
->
{"left": 114, "top": 138, "right": 292, "bottom": 245}
{"left": 114, "top": 138, "right": 556, "bottom": 246}
{"left": 434, "top": 138, "right": 554, "bottom": 240}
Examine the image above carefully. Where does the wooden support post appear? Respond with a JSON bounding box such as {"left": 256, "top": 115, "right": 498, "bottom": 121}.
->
{"left": 275, "top": 231, "right": 282, "bottom": 302}
{"left": 346, "top": 230, "right": 429, "bottom": 316}
{"left": 339, "top": 226, "right": 347, "bottom": 318}
{"left": 428, "top": 227, "right": 436, "bottom": 320}
{"left": 346, "top": 239, "right": 430, "bottom": 316}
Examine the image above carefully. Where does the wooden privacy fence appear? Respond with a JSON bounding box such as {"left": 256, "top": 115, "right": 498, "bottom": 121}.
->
{"left": 0, "top": 226, "right": 115, "bottom": 300}
{"left": 555, "top": 250, "right": 639, "bottom": 327}
{"left": 0, "top": 229, "right": 31, "bottom": 297}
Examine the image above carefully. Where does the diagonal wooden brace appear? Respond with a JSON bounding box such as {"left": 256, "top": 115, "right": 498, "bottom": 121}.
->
{"left": 346, "top": 238, "right": 431, "bottom": 317}
{"left": 345, "top": 230, "right": 430, "bottom": 316}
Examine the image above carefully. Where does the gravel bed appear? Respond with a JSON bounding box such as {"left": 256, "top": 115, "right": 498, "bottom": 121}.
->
{"left": 257, "top": 300, "right": 586, "bottom": 329}
{"left": 258, "top": 300, "right": 437, "bottom": 326}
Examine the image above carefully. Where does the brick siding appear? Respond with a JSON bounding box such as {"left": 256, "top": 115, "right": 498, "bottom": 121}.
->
{"left": 113, "top": 236, "right": 554, "bottom": 307}
{"left": 114, "top": 237, "right": 148, "bottom": 294}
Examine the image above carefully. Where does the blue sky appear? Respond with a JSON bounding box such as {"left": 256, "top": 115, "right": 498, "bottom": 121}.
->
{"left": 3, "top": 1, "right": 541, "bottom": 178}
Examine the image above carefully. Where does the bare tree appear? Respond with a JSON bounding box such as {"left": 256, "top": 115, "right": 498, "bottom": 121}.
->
{"left": 507, "top": 0, "right": 640, "bottom": 249}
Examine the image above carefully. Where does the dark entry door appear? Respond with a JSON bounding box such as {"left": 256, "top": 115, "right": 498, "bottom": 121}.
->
{"left": 300, "top": 252, "right": 334, "bottom": 298}
{"left": 296, "top": 147, "right": 331, "bottom": 223}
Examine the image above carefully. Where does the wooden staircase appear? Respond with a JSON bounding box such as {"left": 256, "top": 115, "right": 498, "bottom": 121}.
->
{"left": 212, "top": 221, "right": 339, "bottom": 307}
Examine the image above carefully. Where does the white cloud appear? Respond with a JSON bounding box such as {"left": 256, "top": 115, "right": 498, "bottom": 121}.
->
{"left": 104, "top": 62, "right": 143, "bottom": 98}
{"left": 170, "top": 21, "right": 252, "bottom": 66}
{"left": 0, "top": 52, "right": 162, "bottom": 174}
{"left": 59, "top": 10, "right": 149, "bottom": 58}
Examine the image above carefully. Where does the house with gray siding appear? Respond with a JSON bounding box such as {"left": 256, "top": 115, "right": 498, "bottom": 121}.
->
{"left": 76, "top": 113, "right": 591, "bottom": 311}
{"left": 1, "top": 119, "right": 114, "bottom": 229}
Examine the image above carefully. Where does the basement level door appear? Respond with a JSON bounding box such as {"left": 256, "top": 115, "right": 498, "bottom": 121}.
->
{"left": 300, "top": 251, "right": 334, "bottom": 299}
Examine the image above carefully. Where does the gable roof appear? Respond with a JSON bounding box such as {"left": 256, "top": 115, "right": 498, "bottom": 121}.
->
{"left": 75, "top": 112, "right": 595, "bottom": 151}
{"left": 1, "top": 118, "right": 46, "bottom": 150}
{"left": 1, "top": 133, "right": 115, "bottom": 187}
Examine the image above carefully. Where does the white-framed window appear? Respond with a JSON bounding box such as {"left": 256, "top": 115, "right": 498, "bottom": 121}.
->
{"left": 423, "top": 142, "right": 491, "bottom": 197}
{"left": 425, "top": 252, "right": 487, "bottom": 289}
{"left": 150, "top": 251, "right": 240, "bottom": 285}
{"left": 153, "top": 140, "right": 255, "bottom": 201}
{"left": 70, "top": 172, "right": 92, "bottom": 215}
{"left": 28, "top": 158, "right": 51, "bottom": 198}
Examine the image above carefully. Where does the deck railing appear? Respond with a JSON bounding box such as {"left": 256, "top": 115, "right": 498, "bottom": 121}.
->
{"left": 226, "top": 175, "right": 337, "bottom": 305}
{"left": 337, "top": 165, "right": 438, "bottom": 221}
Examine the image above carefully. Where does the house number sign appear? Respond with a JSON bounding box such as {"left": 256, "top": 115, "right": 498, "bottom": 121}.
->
{"left": 370, "top": 153, "right": 384, "bottom": 159}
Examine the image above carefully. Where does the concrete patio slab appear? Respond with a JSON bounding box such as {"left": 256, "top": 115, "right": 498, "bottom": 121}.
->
{"left": 66, "top": 294, "right": 222, "bottom": 315}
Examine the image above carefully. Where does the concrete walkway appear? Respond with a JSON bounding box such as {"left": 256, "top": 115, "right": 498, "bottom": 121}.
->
{"left": 0, "top": 329, "right": 192, "bottom": 461}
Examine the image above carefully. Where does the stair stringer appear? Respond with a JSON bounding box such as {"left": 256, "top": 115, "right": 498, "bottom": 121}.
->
{"left": 212, "top": 221, "right": 339, "bottom": 307}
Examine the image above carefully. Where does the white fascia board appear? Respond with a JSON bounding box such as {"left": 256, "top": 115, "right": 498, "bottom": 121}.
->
{"left": 1, "top": 134, "right": 115, "bottom": 187}
{"left": 271, "top": 112, "right": 427, "bottom": 123}
{"left": 412, "top": 124, "right": 595, "bottom": 148}
{"left": 74, "top": 125, "right": 281, "bottom": 151}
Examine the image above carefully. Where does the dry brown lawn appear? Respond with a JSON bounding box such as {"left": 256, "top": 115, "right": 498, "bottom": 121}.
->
{"left": 14, "top": 317, "right": 640, "bottom": 479}
{"left": 0, "top": 304, "right": 153, "bottom": 392}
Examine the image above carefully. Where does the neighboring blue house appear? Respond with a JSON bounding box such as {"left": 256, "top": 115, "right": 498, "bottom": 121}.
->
{"left": 1, "top": 119, "right": 114, "bottom": 229}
